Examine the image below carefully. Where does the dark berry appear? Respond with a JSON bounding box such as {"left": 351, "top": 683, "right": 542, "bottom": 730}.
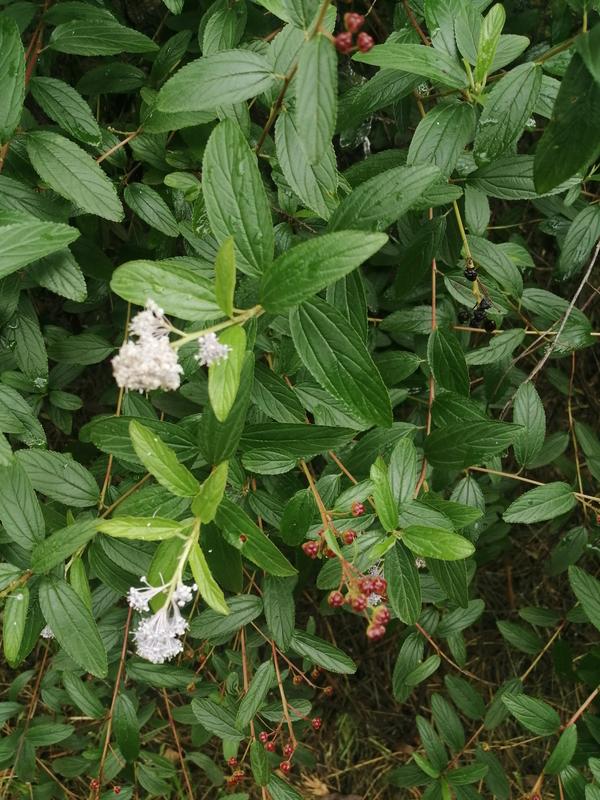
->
{"left": 228, "top": 757, "right": 238, "bottom": 767}
{"left": 344, "top": 12, "right": 365, "bottom": 32}
{"left": 351, "top": 594, "right": 368, "bottom": 611}
{"left": 457, "top": 308, "right": 470, "bottom": 324}
{"left": 265, "top": 741, "right": 276, "bottom": 752}
{"left": 351, "top": 501, "right": 365, "bottom": 517}
{"left": 343, "top": 529, "right": 357, "bottom": 545}
{"left": 478, "top": 297, "right": 492, "bottom": 311}
{"left": 357, "top": 31, "right": 375, "bottom": 52}
{"left": 302, "top": 540, "right": 318, "bottom": 558}
{"left": 280, "top": 761, "right": 291, "bottom": 774}
{"left": 334, "top": 32, "right": 353, "bottom": 54}
{"left": 374, "top": 606, "right": 391, "bottom": 624}
{"left": 484, "top": 318, "right": 497, "bottom": 333}
{"left": 366, "top": 623, "right": 386, "bottom": 641}
{"left": 283, "top": 743, "right": 294, "bottom": 758}
{"left": 328, "top": 590, "right": 344, "bottom": 607}
{"left": 311, "top": 716, "right": 323, "bottom": 730}
{"left": 464, "top": 267, "right": 478, "bottom": 281}
{"left": 259, "top": 731, "right": 269, "bottom": 743}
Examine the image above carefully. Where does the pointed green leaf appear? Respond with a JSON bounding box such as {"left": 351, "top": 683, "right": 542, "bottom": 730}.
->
{"left": 129, "top": 420, "right": 199, "bottom": 497}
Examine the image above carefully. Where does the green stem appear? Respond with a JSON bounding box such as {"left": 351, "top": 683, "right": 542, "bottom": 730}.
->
{"left": 172, "top": 305, "right": 263, "bottom": 351}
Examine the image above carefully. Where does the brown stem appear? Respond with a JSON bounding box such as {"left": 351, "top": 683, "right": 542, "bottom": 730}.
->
{"left": 272, "top": 641, "right": 298, "bottom": 746}
{"left": 162, "top": 690, "right": 194, "bottom": 800}
{"left": 402, "top": 0, "right": 429, "bottom": 45}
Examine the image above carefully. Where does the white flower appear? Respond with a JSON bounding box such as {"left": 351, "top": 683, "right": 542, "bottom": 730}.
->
{"left": 367, "top": 562, "right": 383, "bottom": 607}
{"left": 415, "top": 557, "right": 427, "bottom": 569}
{"left": 128, "top": 299, "right": 170, "bottom": 341}
{"left": 40, "top": 625, "right": 54, "bottom": 639}
{"left": 112, "top": 337, "right": 182, "bottom": 393}
{"left": 128, "top": 577, "right": 196, "bottom": 664}
{"left": 416, "top": 82, "right": 430, "bottom": 97}
{"left": 196, "top": 332, "right": 231, "bottom": 367}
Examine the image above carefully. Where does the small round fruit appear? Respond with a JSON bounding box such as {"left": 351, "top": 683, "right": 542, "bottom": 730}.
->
{"left": 464, "top": 267, "right": 478, "bottom": 281}
{"left": 334, "top": 31, "right": 354, "bottom": 54}
{"left": 351, "top": 501, "right": 365, "bottom": 517}
{"left": 344, "top": 11, "right": 365, "bottom": 32}
{"left": 343, "top": 529, "right": 357, "bottom": 545}
{"left": 374, "top": 606, "right": 391, "bottom": 624}
{"left": 328, "top": 590, "right": 345, "bottom": 607}
{"left": 325, "top": 548, "right": 336, "bottom": 559}
{"left": 90, "top": 780, "right": 100, "bottom": 791}
{"left": 259, "top": 731, "right": 269, "bottom": 743}
{"left": 113, "top": 789, "right": 121, "bottom": 797}
{"left": 293, "top": 674, "right": 302, "bottom": 685}
{"left": 357, "top": 31, "right": 375, "bottom": 52}
{"left": 312, "top": 717, "right": 323, "bottom": 730}
{"left": 484, "top": 318, "right": 497, "bottom": 333}
{"left": 323, "top": 685, "right": 334, "bottom": 697}
{"left": 351, "top": 594, "right": 368, "bottom": 611}
{"left": 457, "top": 308, "right": 470, "bottom": 324}
{"left": 280, "top": 761, "right": 291, "bottom": 774}
{"left": 265, "top": 741, "right": 276, "bottom": 752}
{"left": 372, "top": 576, "right": 387, "bottom": 594}
{"left": 302, "top": 540, "right": 319, "bottom": 558}
{"left": 358, "top": 577, "right": 374, "bottom": 593}
{"left": 366, "top": 623, "right": 386, "bottom": 641}
{"left": 228, "top": 757, "right": 238, "bottom": 767}
{"left": 283, "top": 743, "right": 294, "bottom": 758}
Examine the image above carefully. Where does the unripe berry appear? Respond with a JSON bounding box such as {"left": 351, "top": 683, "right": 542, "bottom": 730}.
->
{"left": 259, "top": 731, "right": 269, "bottom": 743}
{"left": 283, "top": 743, "right": 294, "bottom": 757}
{"left": 372, "top": 576, "right": 387, "bottom": 594}
{"left": 280, "top": 761, "right": 291, "bottom": 774}
{"left": 334, "top": 31, "right": 353, "bottom": 54}
{"left": 366, "top": 623, "right": 386, "bottom": 641}
{"left": 323, "top": 685, "right": 334, "bottom": 697}
{"left": 374, "top": 606, "right": 390, "bottom": 624}
{"left": 343, "top": 529, "right": 357, "bottom": 544}
{"left": 351, "top": 501, "right": 365, "bottom": 517}
{"left": 311, "top": 716, "right": 323, "bottom": 730}
{"left": 344, "top": 12, "right": 365, "bottom": 32}
{"left": 233, "top": 769, "right": 244, "bottom": 779}
{"left": 293, "top": 674, "right": 302, "bottom": 685}
{"left": 311, "top": 667, "right": 321, "bottom": 679}
{"left": 356, "top": 31, "right": 375, "bottom": 52}
{"left": 265, "top": 741, "right": 276, "bottom": 752}
{"left": 351, "top": 594, "right": 368, "bottom": 611}
{"left": 328, "top": 590, "right": 344, "bottom": 607}
{"left": 228, "top": 757, "right": 238, "bottom": 767}
{"left": 302, "top": 540, "right": 319, "bottom": 558}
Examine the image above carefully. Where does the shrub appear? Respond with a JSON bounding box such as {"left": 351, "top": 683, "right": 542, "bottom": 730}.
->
{"left": 0, "top": 0, "right": 599, "bottom": 797}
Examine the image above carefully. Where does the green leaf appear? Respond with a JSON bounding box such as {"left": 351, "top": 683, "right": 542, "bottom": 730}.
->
{"left": 157, "top": 50, "right": 275, "bottom": 112}
{"left": 123, "top": 183, "right": 179, "bottom": 237}
{"left": 402, "top": 526, "right": 475, "bottom": 561}
{"left": 408, "top": 102, "right": 476, "bottom": 177}
{"left": 111, "top": 258, "right": 221, "bottom": 321}
{"left": 568, "top": 566, "right": 600, "bottom": 633}
{"left": 15, "top": 450, "right": 98, "bottom": 507}
{"left": 425, "top": 421, "right": 522, "bottom": 469}
{"left": 389, "top": 437, "right": 418, "bottom": 505}
{"left": 29, "top": 248, "right": 87, "bottom": 302}
{"left": 268, "top": 774, "right": 303, "bottom": 800}
{"left": 497, "top": 620, "right": 542, "bottom": 655}
{"left": 203, "top": 119, "right": 273, "bottom": 277}
{"left": 49, "top": 19, "right": 158, "bottom": 55}
{"left": 558, "top": 205, "right": 600, "bottom": 280}
{"left": 47, "top": 332, "right": 113, "bottom": 365}
{"left": 0, "top": 461, "right": 45, "bottom": 550}
{"left": 534, "top": 54, "right": 600, "bottom": 193}
{"left": 192, "top": 698, "right": 242, "bottom": 740}
{"left": 431, "top": 692, "right": 465, "bottom": 752}
{"left": 260, "top": 231, "right": 387, "bottom": 312}
{"left": 32, "top": 519, "right": 97, "bottom": 573}
{"left": 275, "top": 111, "right": 338, "bottom": 220}
{"left": 474, "top": 3, "right": 505, "bottom": 86}
{"left": 263, "top": 575, "right": 296, "bottom": 649}
{"left": 474, "top": 63, "right": 541, "bottom": 165}
{"left": 97, "top": 517, "right": 185, "bottom": 542}
{"left": 328, "top": 164, "right": 441, "bottom": 232}
{"left": 208, "top": 327, "right": 246, "bottom": 423}
{"left": 354, "top": 44, "right": 466, "bottom": 89}
{"left": 38, "top": 576, "right": 107, "bottom": 677}
{"left": 290, "top": 297, "right": 392, "bottom": 428}
{"left": 445, "top": 674, "right": 485, "bottom": 720}
{"left": 189, "top": 594, "right": 262, "bottom": 641}
{"left": 428, "top": 328, "right": 469, "bottom": 396}
{"left": 289, "top": 630, "right": 356, "bottom": 674}
{"left": 216, "top": 497, "right": 297, "bottom": 576}
{"left": 129, "top": 420, "right": 199, "bottom": 497}
{"left": 467, "top": 235, "right": 523, "bottom": 297}
{"left": 192, "top": 463, "right": 229, "bottom": 523}
{"left": 0, "top": 217, "right": 80, "bottom": 278}
{"left": 385, "top": 542, "right": 421, "bottom": 624}
{"left": 513, "top": 383, "right": 545, "bottom": 468}
{"left": 502, "top": 694, "right": 560, "bottom": 735}
{"left": 13, "top": 294, "right": 48, "bottom": 385}
{"left": 576, "top": 25, "right": 600, "bottom": 83}
{"left": 236, "top": 661, "right": 275, "bottom": 729}
{"left": 3, "top": 586, "right": 28, "bottom": 667}
{"left": 189, "top": 542, "right": 229, "bottom": 615}
{"left": 250, "top": 739, "right": 270, "bottom": 786}
{"left": 62, "top": 672, "right": 104, "bottom": 719}
{"left": 29, "top": 77, "right": 102, "bottom": 147}
{"left": 252, "top": 365, "right": 305, "bottom": 424}
{"left": 370, "top": 456, "right": 398, "bottom": 531}
{"left": 26, "top": 132, "right": 124, "bottom": 222}
{"left": 0, "top": 18, "right": 25, "bottom": 144}
{"left": 280, "top": 491, "right": 313, "bottom": 545}
{"left": 114, "top": 694, "right": 140, "bottom": 763}
{"left": 214, "top": 238, "right": 236, "bottom": 318}
{"left": 503, "top": 482, "right": 576, "bottom": 524}
{"left": 296, "top": 34, "right": 337, "bottom": 164}
{"left": 545, "top": 725, "right": 577, "bottom": 775}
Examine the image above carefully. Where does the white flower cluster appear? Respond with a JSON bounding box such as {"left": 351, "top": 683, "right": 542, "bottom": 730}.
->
{"left": 112, "top": 300, "right": 183, "bottom": 393}
{"left": 40, "top": 625, "right": 54, "bottom": 639}
{"left": 415, "top": 557, "right": 427, "bottom": 569}
{"left": 128, "top": 576, "right": 197, "bottom": 664}
{"left": 367, "top": 562, "right": 383, "bottom": 607}
{"left": 196, "top": 331, "right": 231, "bottom": 367}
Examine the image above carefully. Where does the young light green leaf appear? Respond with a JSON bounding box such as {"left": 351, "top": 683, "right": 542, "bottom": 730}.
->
{"left": 402, "top": 526, "right": 475, "bottom": 561}
{"left": 192, "top": 462, "right": 229, "bottom": 522}
{"left": 0, "top": 18, "right": 25, "bottom": 145}
{"left": 389, "top": 438, "right": 418, "bottom": 505}
{"left": 503, "top": 482, "right": 576, "bottom": 524}
{"left": 296, "top": 34, "right": 337, "bottom": 164}
{"left": 215, "top": 237, "right": 236, "bottom": 318}
{"left": 26, "top": 132, "right": 124, "bottom": 222}
{"left": 370, "top": 456, "right": 398, "bottom": 531}
{"left": 260, "top": 231, "right": 387, "bottom": 312}
{"left": 474, "top": 3, "right": 505, "bottom": 86}
{"left": 208, "top": 326, "right": 246, "bottom": 423}
{"left": 189, "top": 542, "right": 229, "bottom": 615}
{"left": 354, "top": 44, "right": 467, "bottom": 89}
{"left": 3, "top": 586, "right": 28, "bottom": 667}
{"left": 129, "top": 420, "right": 199, "bottom": 497}
{"left": 97, "top": 517, "right": 185, "bottom": 542}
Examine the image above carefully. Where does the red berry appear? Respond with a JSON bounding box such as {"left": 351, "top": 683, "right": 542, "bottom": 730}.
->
{"left": 328, "top": 590, "right": 344, "bottom": 608}
{"left": 311, "top": 667, "right": 321, "bottom": 679}
{"left": 323, "top": 685, "right": 334, "bottom": 697}
{"left": 265, "top": 741, "right": 276, "bottom": 752}
{"left": 90, "top": 780, "right": 99, "bottom": 791}
{"left": 372, "top": 576, "right": 387, "bottom": 594}
{"left": 343, "top": 12, "right": 365, "bottom": 32}
{"left": 366, "top": 623, "right": 386, "bottom": 641}
{"left": 227, "top": 776, "right": 237, "bottom": 786}
{"left": 292, "top": 674, "right": 302, "bottom": 685}
{"left": 351, "top": 501, "right": 365, "bottom": 517}
{"left": 334, "top": 31, "right": 354, "bottom": 54}
{"left": 228, "top": 756, "right": 238, "bottom": 767}
{"left": 351, "top": 594, "right": 368, "bottom": 612}
{"left": 239, "top": 534, "right": 247, "bottom": 543}
{"left": 280, "top": 761, "right": 291, "bottom": 774}
{"left": 283, "top": 743, "right": 294, "bottom": 757}
{"left": 356, "top": 32, "right": 375, "bottom": 52}
{"left": 302, "top": 540, "right": 319, "bottom": 558}
{"left": 311, "top": 717, "right": 323, "bottom": 730}
{"left": 358, "top": 577, "right": 374, "bottom": 593}
{"left": 233, "top": 769, "right": 244, "bottom": 779}
{"left": 113, "top": 789, "right": 121, "bottom": 797}
{"left": 343, "top": 530, "right": 357, "bottom": 545}
{"left": 374, "top": 606, "right": 390, "bottom": 625}
{"left": 259, "top": 731, "right": 269, "bottom": 743}
{"left": 325, "top": 548, "right": 336, "bottom": 558}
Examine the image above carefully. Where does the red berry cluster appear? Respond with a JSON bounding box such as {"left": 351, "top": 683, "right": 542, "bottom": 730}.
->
{"left": 334, "top": 14, "right": 374, "bottom": 55}
{"left": 226, "top": 768, "right": 245, "bottom": 787}
{"left": 327, "top": 573, "right": 390, "bottom": 641}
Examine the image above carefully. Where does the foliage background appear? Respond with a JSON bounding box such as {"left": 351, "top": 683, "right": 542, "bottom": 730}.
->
{"left": 0, "top": 0, "right": 599, "bottom": 798}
